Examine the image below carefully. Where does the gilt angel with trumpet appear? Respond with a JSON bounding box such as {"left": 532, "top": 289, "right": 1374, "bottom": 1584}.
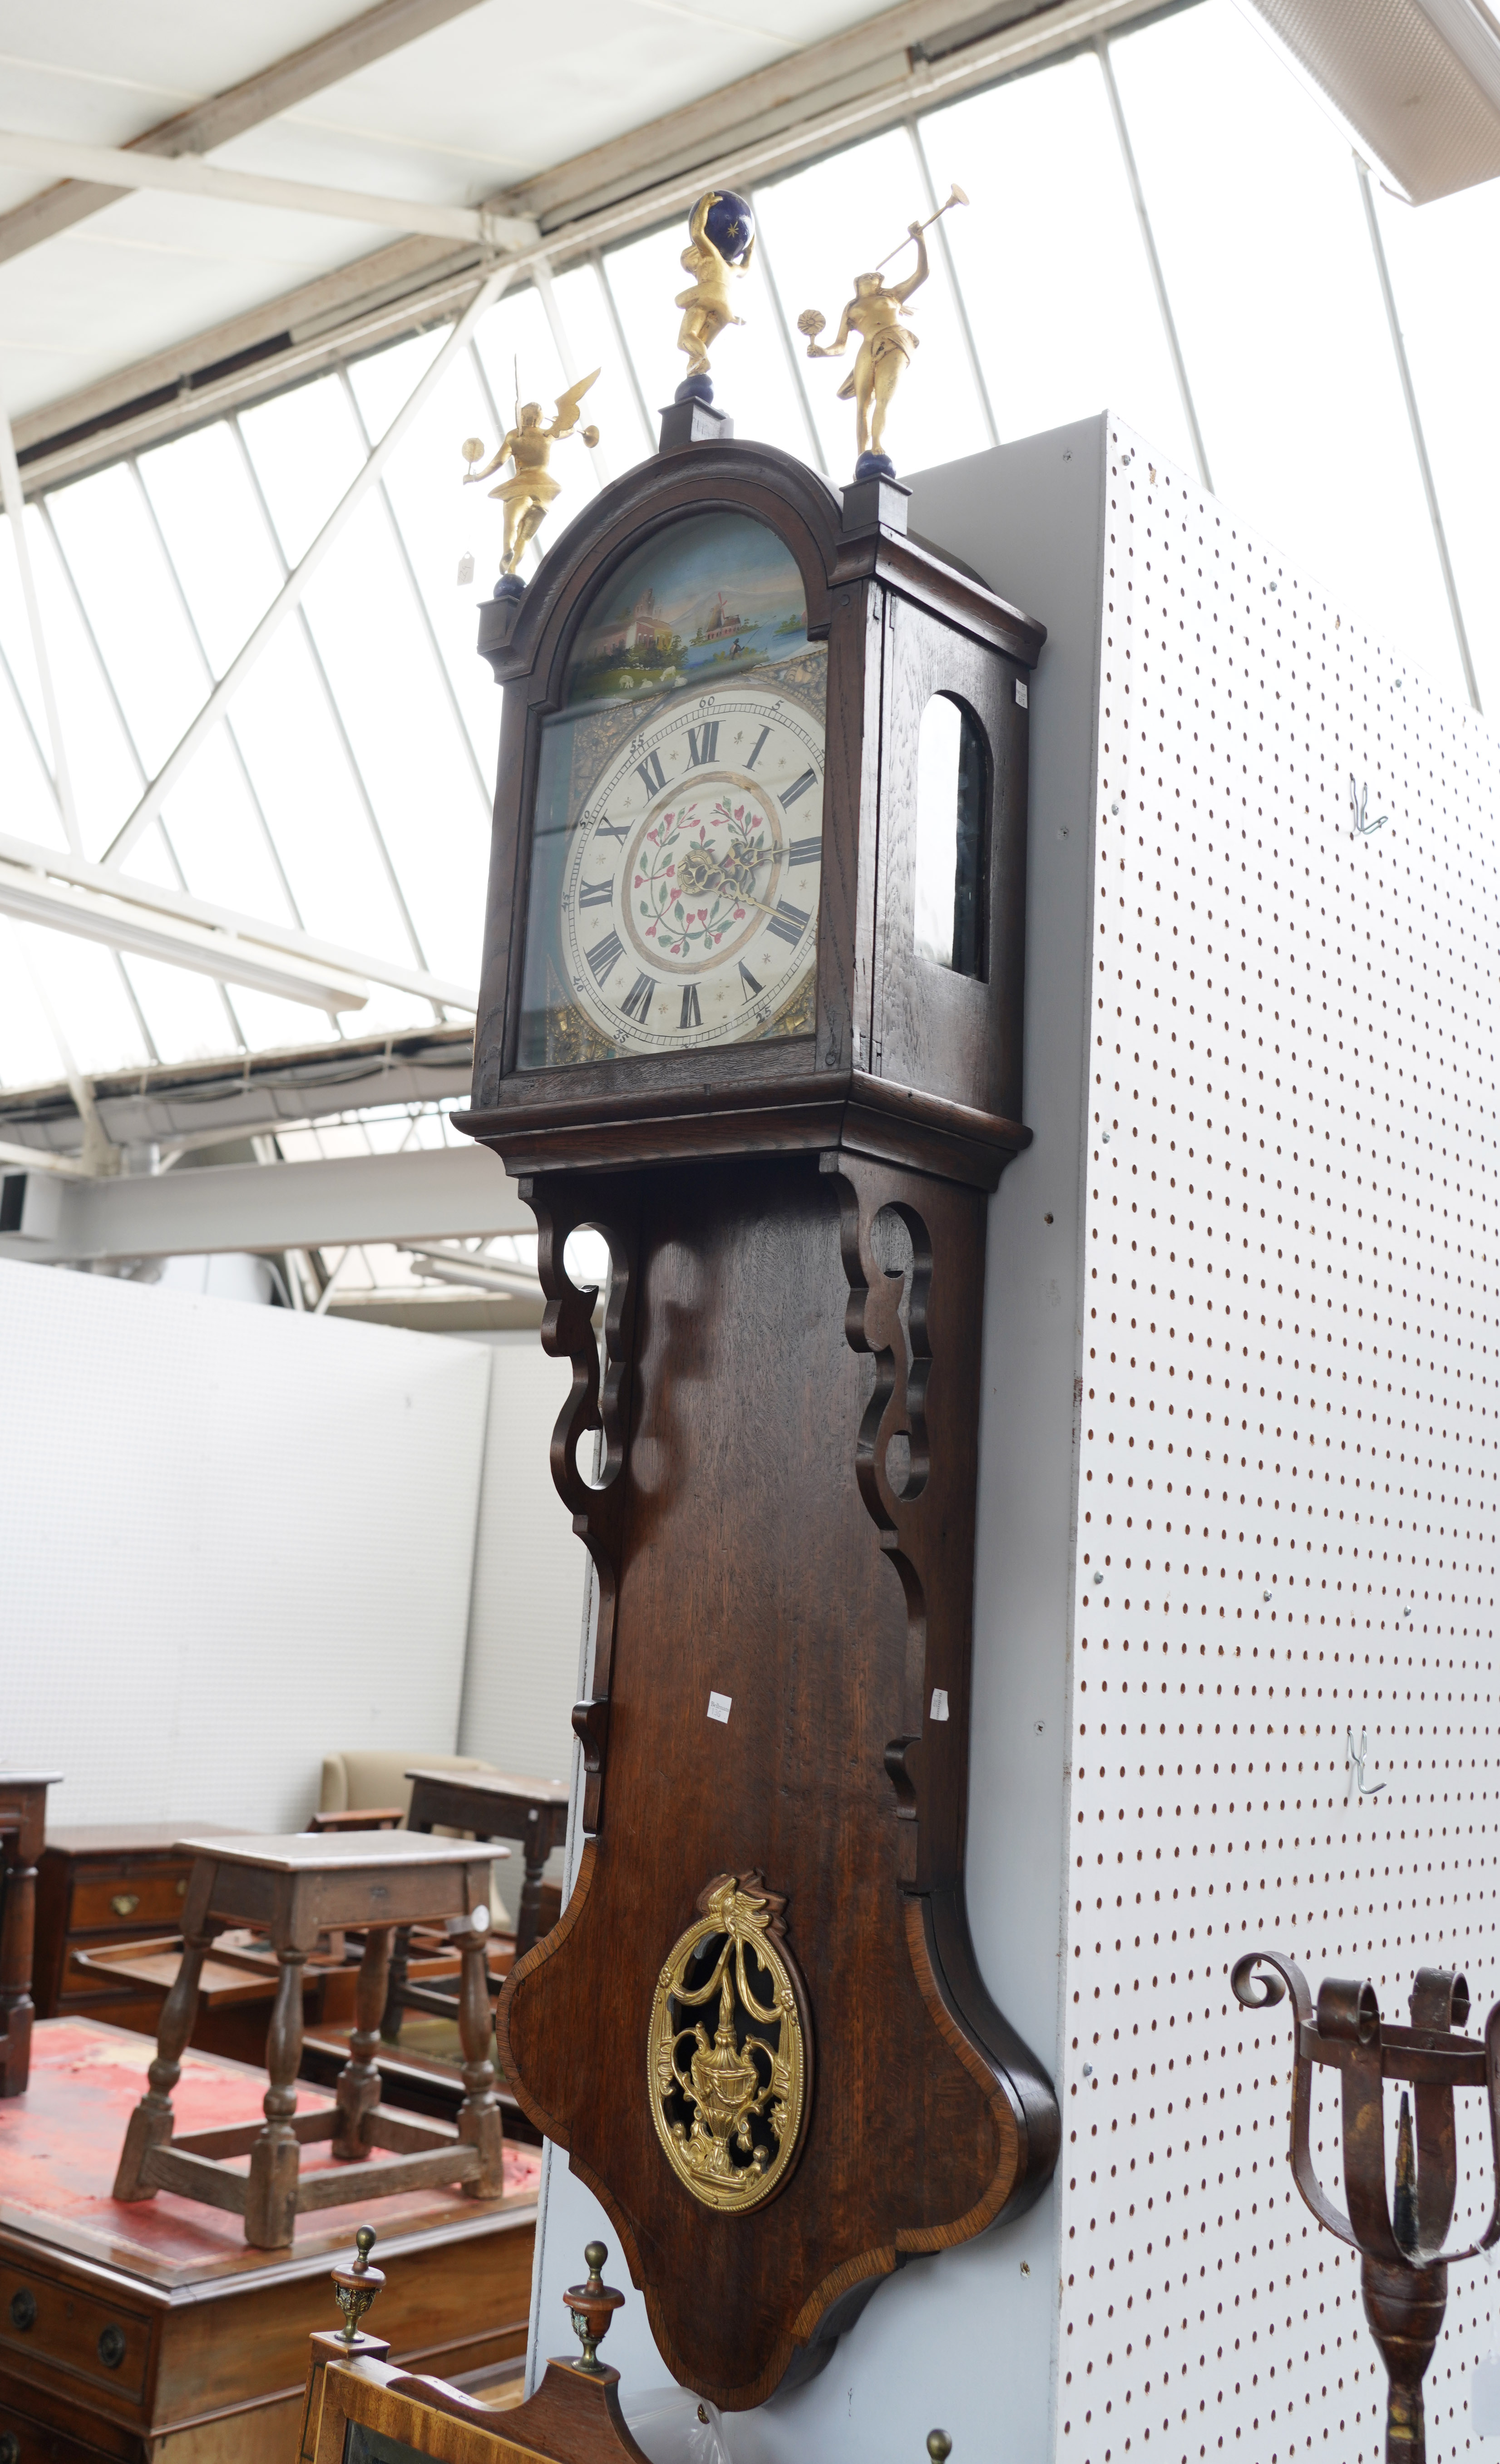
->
{"left": 798, "top": 184, "right": 967, "bottom": 472}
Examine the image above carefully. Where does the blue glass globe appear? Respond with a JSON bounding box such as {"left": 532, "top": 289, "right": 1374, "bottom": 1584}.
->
{"left": 702, "top": 191, "right": 754, "bottom": 266}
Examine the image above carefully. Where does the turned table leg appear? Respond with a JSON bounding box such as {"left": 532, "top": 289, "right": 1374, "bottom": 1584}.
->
{"left": 0, "top": 1845, "right": 38, "bottom": 2099}
{"left": 113, "top": 1924, "right": 217, "bottom": 2198}
{"left": 245, "top": 1947, "right": 307, "bottom": 2248}
{"left": 455, "top": 1916, "right": 504, "bottom": 2197}
{"left": 334, "top": 1926, "right": 392, "bottom": 2160}
{"left": 380, "top": 1924, "right": 410, "bottom": 2042}
{"left": 516, "top": 1842, "right": 546, "bottom": 1962}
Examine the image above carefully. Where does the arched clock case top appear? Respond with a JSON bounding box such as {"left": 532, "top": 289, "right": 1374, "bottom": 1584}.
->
{"left": 458, "top": 424, "right": 1059, "bottom": 2408}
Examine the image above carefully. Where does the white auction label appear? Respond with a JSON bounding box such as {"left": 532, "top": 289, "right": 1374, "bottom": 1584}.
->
{"left": 1474, "top": 2356, "right": 1500, "bottom": 2434}
{"left": 930, "top": 1688, "right": 950, "bottom": 1721}
{"left": 707, "top": 1691, "right": 732, "bottom": 1724}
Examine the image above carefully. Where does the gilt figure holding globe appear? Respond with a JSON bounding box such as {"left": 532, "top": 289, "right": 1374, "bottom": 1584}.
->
{"left": 674, "top": 190, "right": 755, "bottom": 402}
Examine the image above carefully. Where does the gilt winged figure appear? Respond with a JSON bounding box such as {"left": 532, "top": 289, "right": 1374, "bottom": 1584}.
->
{"left": 463, "top": 370, "right": 602, "bottom": 577}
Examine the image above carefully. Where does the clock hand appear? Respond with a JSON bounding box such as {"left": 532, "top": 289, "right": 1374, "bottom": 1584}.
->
{"left": 675, "top": 851, "right": 784, "bottom": 921}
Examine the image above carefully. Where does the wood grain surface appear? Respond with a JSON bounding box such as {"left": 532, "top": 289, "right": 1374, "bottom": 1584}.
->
{"left": 498, "top": 1153, "right": 1056, "bottom": 2405}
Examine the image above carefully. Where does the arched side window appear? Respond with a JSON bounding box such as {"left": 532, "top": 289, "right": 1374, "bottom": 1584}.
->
{"left": 912, "top": 691, "right": 989, "bottom": 981}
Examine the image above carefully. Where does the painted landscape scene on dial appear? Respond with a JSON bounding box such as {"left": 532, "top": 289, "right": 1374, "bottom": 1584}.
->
{"left": 564, "top": 511, "right": 810, "bottom": 709}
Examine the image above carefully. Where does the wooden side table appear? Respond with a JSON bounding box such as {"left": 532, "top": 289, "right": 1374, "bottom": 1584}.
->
{"left": 382, "top": 1769, "right": 570, "bottom": 2043}
{"left": 113, "top": 1833, "right": 505, "bottom": 2249}
{"left": 33, "top": 1822, "right": 245, "bottom": 2032}
{"left": 407, "top": 1768, "right": 570, "bottom": 1958}
{"left": 0, "top": 1770, "right": 60, "bottom": 2098}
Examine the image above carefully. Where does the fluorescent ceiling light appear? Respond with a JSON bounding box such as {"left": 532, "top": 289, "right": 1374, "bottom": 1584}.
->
{"left": 1242, "top": 0, "right": 1500, "bottom": 200}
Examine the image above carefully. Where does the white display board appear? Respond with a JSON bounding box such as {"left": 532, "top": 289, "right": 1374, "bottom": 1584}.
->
{"left": 529, "top": 415, "right": 1500, "bottom": 2464}
{"left": 0, "top": 1258, "right": 491, "bottom": 1831}
{"left": 458, "top": 1328, "right": 590, "bottom": 1925}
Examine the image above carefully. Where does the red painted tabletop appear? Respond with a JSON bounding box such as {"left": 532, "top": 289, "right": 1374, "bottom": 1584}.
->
{"left": 0, "top": 2020, "right": 541, "bottom": 2287}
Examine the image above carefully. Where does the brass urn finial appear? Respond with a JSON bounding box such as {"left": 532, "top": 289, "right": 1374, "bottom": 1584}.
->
{"left": 331, "top": 2226, "right": 385, "bottom": 2345}
{"left": 563, "top": 2240, "right": 625, "bottom": 2373}
{"left": 927, "top": 2432, "right": 952, "bottom": 2461}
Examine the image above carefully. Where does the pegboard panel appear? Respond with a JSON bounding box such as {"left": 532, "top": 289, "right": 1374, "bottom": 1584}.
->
{"left": 1058, "top": 418, "right": 1500, "bottom": 2462}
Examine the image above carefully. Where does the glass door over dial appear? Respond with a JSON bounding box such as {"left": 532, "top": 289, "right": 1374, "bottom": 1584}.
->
{"left": 518, "top": 512, "right": 827, "bottom": 1069}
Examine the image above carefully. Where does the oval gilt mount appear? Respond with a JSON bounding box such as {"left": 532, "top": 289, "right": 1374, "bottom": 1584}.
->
{"left": 649, "top": 1872, "right": 810, "bottom": 2214}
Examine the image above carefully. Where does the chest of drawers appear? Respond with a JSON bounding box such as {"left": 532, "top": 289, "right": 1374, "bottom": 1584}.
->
{"left": 34, "top": 1828, "right": 240, "bottom": 2032}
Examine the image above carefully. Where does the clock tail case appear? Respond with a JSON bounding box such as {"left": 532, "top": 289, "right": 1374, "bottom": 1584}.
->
{"left": 458, "top": 431, "right": 1061, "bottom": 2408}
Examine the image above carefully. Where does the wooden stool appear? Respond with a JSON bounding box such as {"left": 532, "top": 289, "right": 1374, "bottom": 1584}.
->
{"left": 113, "top": 1832, "right": 505, "bottom": 2248}
{"left": 0, "top": 1768, "right": 60, "bottom": 2097}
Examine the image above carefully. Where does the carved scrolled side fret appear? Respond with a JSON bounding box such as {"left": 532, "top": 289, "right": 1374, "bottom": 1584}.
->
{"left": 825, "top": 1151, "right": 982, "bottom": 1896}
{"left": 828, "top": 1146, "right": 1060, "bottom": 2234}
{"left": 834, "top": 1166, "right": 930, "bottom": 1874}
{"left": 523, "top": 1170, "right": 641, "bottom": 1834}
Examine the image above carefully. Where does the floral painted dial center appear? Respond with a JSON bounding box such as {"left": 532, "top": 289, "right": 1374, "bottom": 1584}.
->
{"left": 561, "top": 684, "right": 824, "bottom": 1052}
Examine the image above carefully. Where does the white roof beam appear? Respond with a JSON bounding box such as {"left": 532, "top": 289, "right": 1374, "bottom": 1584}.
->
{"left": 0, "top": 0, "right": 495, "bottom": 266}
{"left": 0, "top": 1026, "right": 473, "bottom": 1160}
{"left": 0, "top": 130, "right": 539, "bottom": 251}
{"left": 11, "top": 0, "right": 1166, "bottom": 493}
{"left": 0, "top": 856, "right": 371, "bottom": 1013}
{"left": 0, "top": 830, "right": 478, "bottom": 1013}
{"left": 0, "top": 1142, "right": 531, "bottom": 1262}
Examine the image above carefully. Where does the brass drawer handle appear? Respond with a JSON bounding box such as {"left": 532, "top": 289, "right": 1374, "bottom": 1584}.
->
{"left": 109, "top": 1893, "right": 140, "bottom": 1917}
{"left": 97, "top": 2326, "right": 127, "bottom": 2370}
{"left": 9, "top": 2289, "right": 36, "bottom": 2331}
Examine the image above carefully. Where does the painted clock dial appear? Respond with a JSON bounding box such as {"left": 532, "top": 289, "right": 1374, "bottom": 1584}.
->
{"left": 517, "top": 510, "right": 827, "bottom": 1070}
{"left": 560, "top": 681, "right": 824, "bottom": 1054}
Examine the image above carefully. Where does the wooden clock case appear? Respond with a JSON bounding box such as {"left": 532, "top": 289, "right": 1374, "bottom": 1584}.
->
{"left": 458, "top": 420, "right": 1060, "bottom": 2409}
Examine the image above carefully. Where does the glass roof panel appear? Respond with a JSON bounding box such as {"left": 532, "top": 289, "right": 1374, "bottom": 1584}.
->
{"left": 707, "top": 243, "right": 822, "bottom": 462}
{"left": 550, "top": 261, "right": 654, "bottom": 473}
{"left": 0, "top": 513, "right": 50, "bottom": 766}
{"left": 0, "top": 640, "right": 64, "bottom": 847}
{"left": 1369, "top": 174, "right": 1500, "bottom": 711}
{"left": 222, "top": 620, "right": 421, "bottom": 958}
{"left": 19, "top": 922, "right": 153, "bottom": 1075}
{"left": 298, "top": 492, "right": 490, "bottom": 986}
{"left": 22, "top": 507, "right": 141, "bottom": 858}
{"left": 347, "top": 339, "right": 504, "bottom": 774}
{"left": 117, "top": 815, "right": 188, "bottom": 893}
{"left": 1110, "top": 0, "right": 1464, "bottom": 695}
{"left": 138, "top": 420, "right": 284, "bottom": 675}
{"left": 118, "top": 953, "right": 238, "bottom": 1066}
{"left": 0, "top": 0, "right": 1492, "bottom": 1118}
{"left": 0, "top": 918, "right": 66, "bottom": 1088}
{"left": 344, "top": 327, "right": 449, "bottom": 442}
{"left": 238, "top": 372, "right": 367, "bottom": 567}
{"left": 155, "top": 721, "right": 301, "bottom": 924}
{"left": 44, "top": 462, "right": 206, "bottom": 774}
{"left": 923, "top": 55, "right": 1196, "bottom": 466}
{"left": 225, "top": 985, "right": 343, "bottom": 1052}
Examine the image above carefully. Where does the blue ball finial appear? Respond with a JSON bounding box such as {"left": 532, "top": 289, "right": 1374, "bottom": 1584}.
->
{"left": 701, "top": 190, "right": 755, "bottom": 266}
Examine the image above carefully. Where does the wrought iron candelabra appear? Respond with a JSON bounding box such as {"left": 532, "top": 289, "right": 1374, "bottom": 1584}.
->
{"left": 1234, "top": 1950, "right": 1500, "bottom": 2463}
